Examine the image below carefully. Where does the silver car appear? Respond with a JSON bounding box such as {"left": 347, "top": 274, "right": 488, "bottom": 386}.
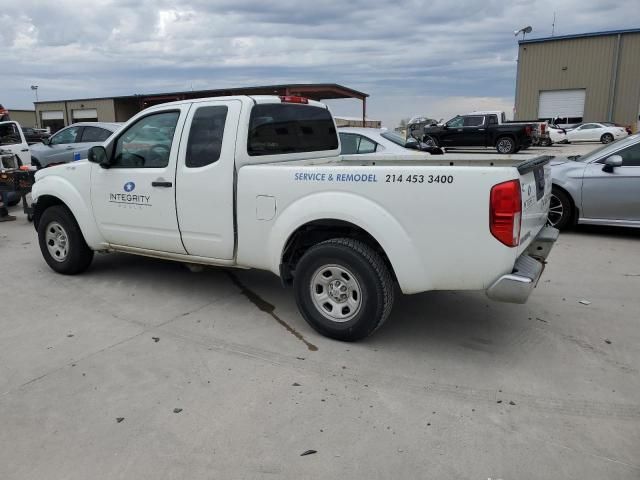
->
{"left": 30, "top": 122, "right": 121, "bottom": 168}
{"left": 549, "top": 133, "right": 640, "bottom": 229}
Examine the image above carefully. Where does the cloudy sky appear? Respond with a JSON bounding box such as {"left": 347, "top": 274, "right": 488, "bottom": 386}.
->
{"left": 2, "top": 0, "right": 638, "bottom": 126}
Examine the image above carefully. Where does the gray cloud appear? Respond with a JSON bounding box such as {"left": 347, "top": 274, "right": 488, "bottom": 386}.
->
{"left": 1, "top": 0, "right": 638, "bottom": 126}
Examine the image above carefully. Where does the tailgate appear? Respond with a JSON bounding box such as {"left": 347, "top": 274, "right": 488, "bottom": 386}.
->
{"left": 517, "top": 156, "right": 552, "bottom": 255}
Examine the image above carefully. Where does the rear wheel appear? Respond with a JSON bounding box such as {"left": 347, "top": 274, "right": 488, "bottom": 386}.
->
{"left": 293, "top": 238, "right": 394, "bottom": 342}
{"left": 38, "top": 205, "right": 94, "bottom": 274}
{"left": 496, "top": 136, "right": 516, "bottom": 154}
{"left": 601, "top": 133, "right": 614, "bottom": 144}
{"left": 547, "top": 187, "right": 573, "bottom": 230}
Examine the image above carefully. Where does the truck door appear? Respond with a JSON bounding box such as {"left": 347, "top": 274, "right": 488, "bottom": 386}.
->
{"left": 91, "top": 108, "right": 188, "bottom": 253}
{"left": 461, "top": 115, "right": 487, "bottom": 146}
{"left": 175, "top": 100, "right": 242, "bottom": 259}
{"left": 0, "top": 121, "right": 31, "bottom": 165}
{"left": 439, "top": 116, "right": 465, "bottom": 146}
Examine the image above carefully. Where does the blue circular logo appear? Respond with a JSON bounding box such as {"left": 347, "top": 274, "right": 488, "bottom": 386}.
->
{"left": 124, "top": 182, "right": 136, "bottom": 193}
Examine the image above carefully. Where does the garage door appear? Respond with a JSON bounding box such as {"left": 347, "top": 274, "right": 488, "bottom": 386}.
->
{"left": 41, "top": 110, "right": 64, "bottom": 120}
{"left": 538, "top": 89, "right": 586, "bottom": 120}
{"left": 72, "top": 108, "right": 98, "bottom": 122}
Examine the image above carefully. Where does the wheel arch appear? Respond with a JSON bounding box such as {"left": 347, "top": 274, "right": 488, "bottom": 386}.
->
{"left": 32, "top": 177, "right": 105, "bottom": 249}
{"left": 259, "top": 192, "right": 429, "bottom": 294}
{"left": 551, "top": 183, "right": 579, "bottom": 224}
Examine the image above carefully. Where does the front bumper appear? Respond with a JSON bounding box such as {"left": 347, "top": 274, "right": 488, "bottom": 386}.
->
{"left": 486, "top": 226, "right": 559, "bottom": 304}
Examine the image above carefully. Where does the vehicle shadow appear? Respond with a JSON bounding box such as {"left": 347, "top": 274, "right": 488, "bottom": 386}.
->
{"left": 573, "top": 224, "right": 640, "bottom": 238}
{"left": 85, "top": 252, "right": 532, "bottom": 357}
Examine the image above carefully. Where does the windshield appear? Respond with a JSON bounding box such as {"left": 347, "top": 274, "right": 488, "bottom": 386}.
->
{"left": 573, "top": 134, "right": 640, "bottom": 162}
{"left": 380, "top": 131, "right": 407, "bottom": 147}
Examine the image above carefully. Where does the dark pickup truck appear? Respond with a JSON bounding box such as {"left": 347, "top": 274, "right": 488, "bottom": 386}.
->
{"left": 421, "top": 114, "right": 533, "bottom": 154}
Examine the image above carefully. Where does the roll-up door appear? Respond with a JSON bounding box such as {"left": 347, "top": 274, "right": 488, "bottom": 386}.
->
{"left": 538, "top": 89, "right": 586, "bottom": 120}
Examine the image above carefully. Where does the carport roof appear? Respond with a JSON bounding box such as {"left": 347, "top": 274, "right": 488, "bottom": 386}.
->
{"left": 33, "top": 83, "right": 368, "bottom": 104}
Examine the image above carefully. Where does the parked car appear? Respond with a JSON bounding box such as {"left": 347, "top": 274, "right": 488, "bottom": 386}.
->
{"left": 32, "top": 95, "right": 557, "bottom": 342}
{"left": 548, "top": 133, "right": 640, "bottom": 229}
{"left": 421, "top": 113, "right": 533, "bottom": 154}
{"left": 548, "top": 125, "right": 569, "bottom": 144}
{"left": 21, "top": 127, "right": 50, "bottom": 145}
{"left": 565, "top": 123, "right": 628, "bottom": 144}
{"left": 339, "top": 128, "right": 442, "bottom": 157}
{"left": 30, "top": 122, "right": 121, "bottom": 168}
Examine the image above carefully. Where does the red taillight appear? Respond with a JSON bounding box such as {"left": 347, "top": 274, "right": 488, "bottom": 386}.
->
{"left": 279, "top": 95, "right": 309, "bottom": 104}
{"left": 540, "top": 123, "right": 546, "bottom": 134}
{"left": 525, "top": 125, "right": 532, "bottom": 136}
{"left": 490, "top": 179, "right": 521, "bottom": 247}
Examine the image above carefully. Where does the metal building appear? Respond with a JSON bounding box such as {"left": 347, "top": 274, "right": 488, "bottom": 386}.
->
{"left": 515, "top": 28, "right": 640, "bottom": 131}
{"left": 34, "top": 83, "right": 369, "bottom": 133}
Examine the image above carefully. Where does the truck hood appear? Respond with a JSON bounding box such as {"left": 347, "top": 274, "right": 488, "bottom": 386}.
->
{"left": 35, "top": 159, "right": 91, "bottom": 182}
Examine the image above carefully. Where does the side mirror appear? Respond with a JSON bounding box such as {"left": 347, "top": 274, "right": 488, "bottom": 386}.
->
{"left": 442, "top": 124, "right": 448, "bottom": 130}
{"left": 602, "top": 155, "right": 623, "bottom": 173}
{"left": 88, "top": 145, "right": 110, "bottom": 168}
{"left": 41, "top": 137, "right": 50, "bottom": 145}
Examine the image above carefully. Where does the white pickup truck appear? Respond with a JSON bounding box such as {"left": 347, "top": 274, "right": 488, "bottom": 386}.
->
{"left": 31, "top": 95, "right": 558, "bottom": 341}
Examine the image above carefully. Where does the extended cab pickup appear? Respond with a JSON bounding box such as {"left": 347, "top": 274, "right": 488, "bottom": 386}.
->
{"left": 31, "top": 95, "right": 558, "bottom": 341}
{"left": 421, "top": 113, "right": 533, "bottom": 154}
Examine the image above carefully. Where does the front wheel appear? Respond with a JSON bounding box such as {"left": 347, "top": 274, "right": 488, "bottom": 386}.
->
{"left": 601, "top": 133, "right": 614, "bottom": 144}
{"left": 547, "top": 188, "right": 573, "bottom": 229}
{"left": 293, "top": 238, "right": 394, "bottom": 341}
{"left": 38, "top": 205, "right": 94, "bottom": 274}
{"left": 496, "top": 137, "right": 516, "bottom": 154}
{"left": 423, "top": 135, "right": 439, "bottom": 147}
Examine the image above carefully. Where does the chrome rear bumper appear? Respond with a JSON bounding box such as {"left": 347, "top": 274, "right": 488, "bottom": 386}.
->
{"left": 486, "top": 226, "right": 559, "bottom": 304}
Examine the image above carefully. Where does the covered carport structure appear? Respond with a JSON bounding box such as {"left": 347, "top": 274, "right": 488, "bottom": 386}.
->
{"left": 125, "top": 83, "right": 369, "bottom": 125}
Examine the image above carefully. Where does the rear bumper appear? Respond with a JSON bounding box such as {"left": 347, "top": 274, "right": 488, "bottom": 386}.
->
{"left": 486, "top": 226, "right": 559, "bottom": 304}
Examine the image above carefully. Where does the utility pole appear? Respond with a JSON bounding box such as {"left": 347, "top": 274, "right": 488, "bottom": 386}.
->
{"left": 30, "top": 85, "right": 39, "bottom": 128}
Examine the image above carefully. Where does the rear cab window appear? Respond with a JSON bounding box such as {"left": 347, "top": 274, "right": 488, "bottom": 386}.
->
{"left": 247, "top": 103, "right": 338, "bottom": 156}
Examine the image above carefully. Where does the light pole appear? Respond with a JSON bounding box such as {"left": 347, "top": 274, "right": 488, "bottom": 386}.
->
{"left": 30, "top": 85, "right": 39, "bottom": 127}
{"left": 513, "top": 26, "right": 532, "bottom": 120}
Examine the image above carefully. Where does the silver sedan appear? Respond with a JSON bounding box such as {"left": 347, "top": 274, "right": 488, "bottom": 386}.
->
{"left": 549, "top": 134, "right": 640, "bottom": 229}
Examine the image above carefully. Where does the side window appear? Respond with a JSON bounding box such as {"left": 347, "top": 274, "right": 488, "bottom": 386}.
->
{"left": 186, "top": 106, "right": 228, "bottom": 168}
{"left": 618, "top": 143, "right": 640, "bottom": 167}
{"left": 50, "top": 127, "right": 81, "bottom": 145}
{"left": 446, "top": 116, "right": 464, "bottom": 128}
{"left": 0, "top": 123, "right": 21, "bottom": 145}
{"left": 488, "top": 115, "right": 498, "bottom": 125}
{"left": 357, "top": 136, "right": 377, "bottom": 154}
{"left": 81, "top": 126, "right": 112, "bottom": 142}
{"left": 339, "top": 133, "right": 359, "bottom": 154}
{"left": 580, "top": 124, "right": 597, "bottom": 130}
{"left": 112, "top": 111, "right": 179, "bottom": 168}
{"left": 247, "top": 104, "right": 338, "bottom": 156}
{"left": 463, "top": 116, "right": 484, "bottom": 127}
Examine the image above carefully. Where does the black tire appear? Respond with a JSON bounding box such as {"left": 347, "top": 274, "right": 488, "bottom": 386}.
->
{"left": 496, "top": 136, "right": 516, "bottom": 154}
{"left": 38, "top": 205, "right": 94, "bottom": 274}
{"left": 541, "top": 138, "right": 552, "bottom": 147}
{"left": 548, "top": 187, "right": 573, "bottom": 230}
{"left": 293, "top": 238, "right": 394, "bottom": 342}
{"left": 423, "top": 135, "right": 439, "bottom": 148}
{"left": 31, "top": 157, "right": 41, "bottom": 169}
{"left": 601, "top": 133, "right": 614, "bottom": 144}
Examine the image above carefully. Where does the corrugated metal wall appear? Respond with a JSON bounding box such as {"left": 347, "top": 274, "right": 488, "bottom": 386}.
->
{"left": 515, "top": 32, "right": 640, "bottom": 129}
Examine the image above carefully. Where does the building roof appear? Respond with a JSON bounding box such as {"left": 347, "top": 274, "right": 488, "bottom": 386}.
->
{"left": 519, "top": 28, "right": 640, "bottom": 45}
{"left": 34, "top": 83, "right": 368, "bottom": 105}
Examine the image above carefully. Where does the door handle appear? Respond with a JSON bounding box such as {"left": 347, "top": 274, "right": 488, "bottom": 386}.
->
{"left": 21, "top": 148, "right": 29, "bottom": 152}
{"left": 478, "top": 129, "right": 485, "bottom": 131}
{"left": 457, "top": 129, "right": 463, "bottom": 132}
{"left": 152, "top": 181, "right": 173, "bottom": 187}
{"left": 66, "top": 146, "right": 74, "bottom": 150}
